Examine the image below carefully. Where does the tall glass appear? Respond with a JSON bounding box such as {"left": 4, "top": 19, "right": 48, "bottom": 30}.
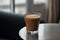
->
{"left": 24, "top": 12, "right": 41, "bottom": 35}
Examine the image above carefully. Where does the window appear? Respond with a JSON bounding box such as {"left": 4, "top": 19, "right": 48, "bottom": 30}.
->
{"left": 0, "top": 0, "right": 10, "bottom": 12}
{"left": 0, "top": 0, "right": 47, "bottom": 15}
{"left": 34, "top": 0, "right": 47, "bottom": 4}
{"left": 15, "top": 0, "right": 26, "bottom": 4}
{"left": 15, "top": 0, "right": 27, "bottom": 15}
{"left": 0, "top": 0, "right": 27, "bottom": 15}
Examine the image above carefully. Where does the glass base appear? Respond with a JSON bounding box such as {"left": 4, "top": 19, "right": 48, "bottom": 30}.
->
{"left": 27, "top": 30, "right": 38, "bottom": 35}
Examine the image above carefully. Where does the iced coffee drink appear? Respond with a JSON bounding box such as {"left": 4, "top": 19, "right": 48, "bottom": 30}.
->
{"left": 24, "top": 13, "right": 41, "bottom": 34}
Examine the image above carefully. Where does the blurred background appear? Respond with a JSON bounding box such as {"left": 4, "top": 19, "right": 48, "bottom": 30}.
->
{"left": 0, "top": 0, "right": 47, "bottom": 13}
{"left": 0, "top": 0, "right": 60, "bottom": 23}
{"left": 0, "top": 0, "right": 47, "bottom": 20}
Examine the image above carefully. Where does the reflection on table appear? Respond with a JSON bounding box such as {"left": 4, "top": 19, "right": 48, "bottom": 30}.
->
{"left": 26, "top": 31, "right": 38, "bottom": 40}
{"left": 19, "top": 24, "right": 60, "bottom": 40}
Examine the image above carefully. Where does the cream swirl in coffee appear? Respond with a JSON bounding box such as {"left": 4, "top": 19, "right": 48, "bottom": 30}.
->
{"left": 25, "top": 14, "right": 40, "bottom": 19}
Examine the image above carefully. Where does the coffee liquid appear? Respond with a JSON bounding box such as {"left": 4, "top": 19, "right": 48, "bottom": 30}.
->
{"left": 24, "top": 14, "right": 40, "bottom": 31}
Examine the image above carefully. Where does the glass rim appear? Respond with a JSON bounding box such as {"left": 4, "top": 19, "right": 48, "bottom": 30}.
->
{"left": 24, "top": 12, "right": 41, "bottom": 17}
